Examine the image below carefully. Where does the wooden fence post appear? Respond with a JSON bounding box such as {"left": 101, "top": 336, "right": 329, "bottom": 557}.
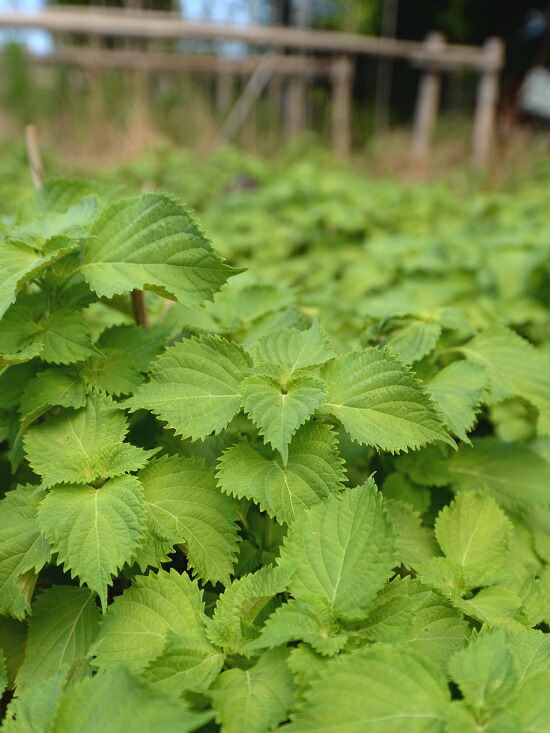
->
{"left": 471, "top": 37, "right": 504, "bottom": 169}
{"left": 410, "top": 32, "right": 445, "bottom": 165}
{"left": 331, "top": 55, "right": 353, "bottom": 157}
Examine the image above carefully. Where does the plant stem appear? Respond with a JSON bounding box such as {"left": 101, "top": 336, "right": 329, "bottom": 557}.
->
{"left": 131, "top": 289, "right": 150, "bottom": 329}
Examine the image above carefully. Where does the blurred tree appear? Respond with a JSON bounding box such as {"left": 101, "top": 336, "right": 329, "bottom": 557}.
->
{"left": 310, "top": 0, "right": 382, "bottom": 33}
{"left": 436, "top": 0, "right": 469, "bottom": 41}
{"left": 271, "top": 0, "right": 292, "bottom": 25}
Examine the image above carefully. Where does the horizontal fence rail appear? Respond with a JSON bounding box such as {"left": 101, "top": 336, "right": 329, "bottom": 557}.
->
{"left": 26, "top": 48, "right": 333, "bottom": 77}
{"left": 0, "top": 6, "right": 500, "bottom": 70}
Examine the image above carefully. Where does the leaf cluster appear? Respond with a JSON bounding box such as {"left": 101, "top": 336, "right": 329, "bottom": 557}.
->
{"left": 0, "top": 172, "right": 549, "bottom": 732}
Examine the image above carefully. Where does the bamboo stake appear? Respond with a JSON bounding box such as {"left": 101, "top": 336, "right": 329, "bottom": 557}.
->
{"left": 25, "top": 124, "right": 43, "bottom": 190}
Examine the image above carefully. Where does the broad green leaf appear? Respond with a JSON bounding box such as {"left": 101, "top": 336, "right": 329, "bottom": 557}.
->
{"left": 428, "top": 361, "right": 487, "bottom": 442}
{"left": 0, "top": 617, "right": 27, "bottom": 688}
{"left": 387, "top": 320, "right": 441, "bottom": 364}
{"left": 96, "top": 324, "right": 167, "bottom": 372}
{"left": 251, "top": 321, "right": 335, "bottom": 373}
{"left": 320, "top": 347, "right": 453, "bottom": 452}
{"left": 81, "top": 347, "right": 143, "bottom": 396}
{"left": 460, "top": 325, "right": 550, "bottom": 435}
{"left": 361, "top": 575, "right": 432, "bottom": 642}
{"left": 541, "top": 566, "right": 550, "bottom": 622}
{"left": 34, "top": 178, "right": 99, "bottom": 213}
{"left": 18, "top": 368, "right": 86, "bottom": 436}
{"left": 138, "top": 455, "right": 239, "bottom": 585}
{"left": 51, "top": 665, "right": 213, "bottom": 733}
{"left": 242, "top": 304, "right": 304, "bottom": 343}
{"left": 39, "top": 310, "right": 104, "bottom": 365}
{"left": 444, "top": 701, "right": 519, "bottom": 733}
{"left": 206, "top": 565, "right": 291, "bottom": 654}
{"left": 0, "top": 305, "right": 41, "bottom": 359}
{"left": 0, "top": 307, "right": 42, "bottom": 368}
{"left": 407, "top": 593, "right": 471, "bottom": 670}
{"left": 491, "top": 398, "right": 536, "bottom": 443}
{"left": 510, "top": 576, "right": 547, "bottom": 627}
{"left": 395, "top": 445, "right": 452, "bottom": 487}
{"left": 142, "top": 631, "right": 224, "bottom": 696}
{"left": 37, "top": 476, "right": 145, "bottom": 609}
{"left": 209, "top": 648, "right": 295, "bottom": 733}
{"left": 448, "top": 438, "right": 550, "bottom": 510}
{"left": 0, "top": 342, "right": 43, "bottom": 368}
{"left": 0, "top": 237, "right": 78, "bottom": 320}
{"left": 24, "top": 392, "right": 156, "bottom": 487}
{"left": 509, "top": 668, "right": 550, "bottom": 732}
{"left": 2, "top": 666, "right": 69, "bottom": 733}
{"left": 0, "top": 486, "right": 50, "bottom": 619}
{"left": 193, "top": 279, "right": 294, "bottom": 334}
{"left": 286, "top": 645, "right": 450, "bottom": 732}
{"left": 217, "top": 422, "right": 345, "bottom": 524}
{"left": 525, "top": 506, "right": 550, "bottom": 563}
{"left": 0, "top": 411, "right": 10, "bottom": 443}
{"left": 0, "top": 650, "right": 6, "bottom": 698}
{"left": 84, "top": 320, "right": 168, "bottom": 398}
{"left": 287, "top": 644, "right": 329, "bottom": 693}
{"left": 157, "top": 424, "right": 241, "bottom": 470}
{"left": 245, "top": 598, "right": 348, "bottom": 656}
{"left": 92, "top": 570, "right": 205, "bottom": 673}
{"left": 278, "top": 481, "right": 396, "bottom": 621}
{"left": 455, "top": 587, "right": 524, "bottom": 627}
{"left": 15, "top": 182, "right": 98, "bottom": 242}
{"left": 80, "top": 193, "right": 240, "bottom": 305}
{"left": 361, "top": 577, "right": 431, "bottom": 644}
{"left": 416, "top": 555, "right": 478, "bottom": 598}
{"left": 240, "top": 372, "right": 326, "bottom": 463}
{"left": 506, "top": 630, "right": 550, "bottom": 683}
{"left": 80, "top": 300, "right": 133, "bottom": 340}
{"left": 0, "top": 362, "right": 39, "bottom": 410}
{"left": 385, "top": 499, "right": 439, "bottom": 569}
{"left": 125, "top": 335, "right": 251, "bottom": 441}
{"left": 16, "top": 586, "right": 100, "bottom": 691}
{"left": 382, "top": 471, "right": 431, "bottom": 514}
{"left": 449, "top": 629, "right": 518, "bottom": 714}
{"left": 131, "top": 523, "right": 174, "bottom": 573}
{"left": 435, "top": 492, "right": 512, "bottom": 572}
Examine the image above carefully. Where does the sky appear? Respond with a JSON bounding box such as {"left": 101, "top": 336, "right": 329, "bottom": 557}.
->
{"left": 0, "top": 0, "right": 51, "bottom": 51}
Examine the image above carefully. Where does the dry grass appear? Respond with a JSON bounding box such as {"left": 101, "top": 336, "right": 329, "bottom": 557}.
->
{"left": 1, "top": 60, "right": 549, "bottom": 189}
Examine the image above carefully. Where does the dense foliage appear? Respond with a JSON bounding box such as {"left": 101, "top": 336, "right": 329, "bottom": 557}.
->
{"left": 0, "top": 153, "right": 549, "bottom": 732}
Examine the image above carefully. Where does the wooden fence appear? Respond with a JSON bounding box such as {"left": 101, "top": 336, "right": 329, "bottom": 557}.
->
{"left": 0, "top": 5, "right": 505, "bottom": 165}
